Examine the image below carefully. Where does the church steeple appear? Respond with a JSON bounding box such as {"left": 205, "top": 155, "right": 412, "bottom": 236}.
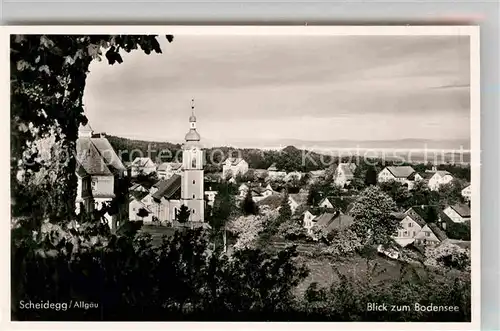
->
{"left": 185, "top": 98, "right": 201, "bottom": 142}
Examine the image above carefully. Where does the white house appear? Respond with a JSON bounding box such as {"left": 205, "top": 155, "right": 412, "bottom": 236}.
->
{"left": 268, "top": 163, "right": 286, "bottom": 180}
{"left": 157, "top": 162, "right": 182, "bottom": 180}
{"left": 129, "top": 191, "right": 154, "bottom": 223}
{"left": 443, "top": 204, "right": 471, "bottom": 223}
{"left": 413, "top": 223, "right": 448, "bottom": 247}
{"left": 238, "top": 183, "right": 250, "bottom": 198}
{"left": 239, "top": 183, "right": 274, "bottom": 202}
{"left": 130, "top": 157, "right": 157, "bottom": 177}
{"left": 302, "top": 210, "right": 317, "bottom": 235}
{"left": 392, "top": 208, "right": 426, "bottom": 247}
{"left": 318, "top": 197, "right": 334, "bottom": 209}
{"left": 461, "top": 184, "right": 471, "bottom": 201}
{"left": 334, "top": 163, "right": 357, "bottom": 187}
{"left": 415, "top": 168, "right": 454, "bottom": 191}
{"left": 204, "top": 190, "right": 218, "bottom": 207}
{"left": 222, "top": 157, "right": 249, "bottom": 179}
{"left": 378, "top": 166, "right": 416, "bottom": 188}
{"left": 76, "top": 123, "right": 127, "bottom": 231}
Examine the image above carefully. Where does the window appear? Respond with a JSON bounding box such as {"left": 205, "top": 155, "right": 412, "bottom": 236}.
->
{"left": 413, "top": 231, "right": 416, "bottom": 237}
{"left": 193, "top": 194, "right": 195, "bottom": 199}
{"left": 403, "top": 231, "right": 408, "bottom": 237}
{"left": 193, "top": 180, "right": 195, "bottom": 184}
{"left": 408, "top": 222, "right": 413, "bottom": 228}
{"left": 193, "top": 210, "right": 196, "bottom": 214}
{"left": 133, "top": 208, "right": 136, "bottom": 212}
{"left": 425, "top": 231, "right": 430, "bottom": 237}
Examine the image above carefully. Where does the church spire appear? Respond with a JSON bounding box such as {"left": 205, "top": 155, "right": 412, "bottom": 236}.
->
{"left": 185, "top": 98, "right": 200, "bottom": 142}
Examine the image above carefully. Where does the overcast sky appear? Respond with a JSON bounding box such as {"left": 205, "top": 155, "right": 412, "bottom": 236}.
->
{"left": 83, "top": 35, "right": 470, "bottom": 148}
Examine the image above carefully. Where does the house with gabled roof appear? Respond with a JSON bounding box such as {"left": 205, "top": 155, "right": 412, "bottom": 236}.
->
{"left": 157, "top": 162, "right": 182, "bottom": 180}
{"left": 414, "top": 223, "right": 448, "bottom": 247}
{"left": 130, "top": 157, "right": 157, "bottom": 177}
{"left": 334, "top": 163, "right": 357, "bottom": 187}
{"left": 222, "top": 157, "right": 249, "bottom": 179}
{"left": 415, "top": 167, "right": 454, "bottom": 191}
{"left": 443, "top": 203, "right": 471, "bottom": 223}
{"left": 378, "top": 166, "right": 416, "bottom": 188}
{"left": 318, "top": 197, "right": 334, "bottom": 209}
{"left": 76, "top": 122, "right": 127, "bottom": 231}
{"left": 392, "top": 205, "right": 439, "bottom": 247}
{"left": 461, "top": 184, "right": 471, "bottom": 202}
{"left": 305, "top": 210, "right": 355, "bottom": 238}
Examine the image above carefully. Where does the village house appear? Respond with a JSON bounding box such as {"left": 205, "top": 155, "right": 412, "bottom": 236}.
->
{"left": 392, "top": 208, "right": 427, "bottom": 247}
{"left": 75, "top": 123, "right": 127, "bottom": 231}
{"left": 130, "top": 157, "right": 157, "bottom": 177}
{"left": 442, "top": 203, "right": 471, "bottom": 223}
{"left": 238, "top": 182, "right": 274, "bottom": 202}
{"left": 204, "top": 190, "right": 218, "bottom": 207}
{"left": 377, "top": 166, "right": 416, "bottom": 188}
{"left": 392, "top": 205, "right": 448, "bottom": 248}
{"left": 307, "top": 169, "right": 326, "bottom": 184}
{"left": 222, "top": 157, "right": 249, "bottom": 179}
{"left": 157, "top": 162, "right": 183, "bottom": 180}
{"left": 414, "top": 167, "right": 454, "bottom": 191}
{"left": 305, "top": 211, "right": 354, "bottom": 239}
{"left": 129, "top": 190, "right": 154, "bottom": 223}
{"left": 130, "top": 183, "right": 148, "bottom": 192}
{"left": 461, "top": 184, "right": 471, "bottom": 202}
{"left": 267, "top": 163, "right": 286, "bottom": 180}
{"left": 413, "top": 223, "right": 448, "bottom": 247}
{"left": 333, "top": 163, "right": 357, "bottom": 187}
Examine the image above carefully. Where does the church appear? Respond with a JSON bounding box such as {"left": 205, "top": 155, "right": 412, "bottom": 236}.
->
{"left": 129, "top": 101, "right": 206, "bottom": 226}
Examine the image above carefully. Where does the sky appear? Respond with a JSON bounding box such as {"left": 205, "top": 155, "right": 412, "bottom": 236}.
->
{"left": 83, "top": 35, "right": 471, "bottom": 149}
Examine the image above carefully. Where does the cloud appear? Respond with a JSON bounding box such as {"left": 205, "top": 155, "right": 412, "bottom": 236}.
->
{"left": 83, "top": 34, "right": 470, "bottom": 146}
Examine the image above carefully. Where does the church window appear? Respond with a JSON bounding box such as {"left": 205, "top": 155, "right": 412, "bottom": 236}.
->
{"left": 193, "top": 210, "right": 196, "bottom": 214}
{"left": 192, "top": 157, "right": 197, "bottom": 168}
{"left": 193, "top": 194, "right": 195, "bottom": 199}
{"left": 193, "top": 180, "right": 195, "bottom": 184}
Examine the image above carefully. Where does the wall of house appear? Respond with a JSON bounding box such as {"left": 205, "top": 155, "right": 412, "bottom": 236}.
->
{"left": 91, "top": 175, "right": 114, "bottom": 197}
{"left": 392, "top": 216, "right": 422, "bottom": 247}
{"left": 377, "top": 168, "right": 394, "bottom": 182}
{"left": 414, "top": 225, "right": 440, "bottom": 246}
{"left": 428, "top": 174, "right": 453, "bottom": 191}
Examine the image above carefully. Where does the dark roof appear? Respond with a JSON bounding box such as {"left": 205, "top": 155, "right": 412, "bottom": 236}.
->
{"left": 130, "top": 190, "right": 149, "bottom": 201}
{"left": 314, "top": 211, "right": 354, "bottom": 233}
{"left": 411, "top": 205, "right": 439, "bottom": 224}
{"left": 257, "top": 194, "right": 284, "bottom": 209}
{"left": 450, "top": 203, "right": 471, "bottom": 218}
{"left": 386, "top": 166, "right": 416, "bottom": 179}
{"left": 151, "top": 174, "right": 182, "bottom": 200}
{"left": 427, "top": 223, "right": 448, "bottom": 241}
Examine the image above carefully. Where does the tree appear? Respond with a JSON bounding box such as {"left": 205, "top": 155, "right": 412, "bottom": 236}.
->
{"left": 137, "top": 208, "right": 149, "bottom": 221}
{"left": 307, "top": 184, "right": 322, "bottom": 207}
{"left": 364, "top": 166, "right": 377, "bottom": 186}
{"left": 278, "top": 191, "right": 292, "bottom": 224}
{"left": 175, "top": 205, "right": 191, "bottom": 224}
{"left": 378, "top": 179, "right": 411, "bottom": 209}
{"left": 227, "top": 214, "right": 265, "bottom": 250}
{"left": 349, "top": 186, "right": 399, "bottom": 245}
{"left": 241, "top": 188, "right": 258, "bottom": 215}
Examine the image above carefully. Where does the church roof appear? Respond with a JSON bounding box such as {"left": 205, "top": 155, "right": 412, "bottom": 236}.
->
{"left": 151, "top": 174, "right": 182, "bottom": 201}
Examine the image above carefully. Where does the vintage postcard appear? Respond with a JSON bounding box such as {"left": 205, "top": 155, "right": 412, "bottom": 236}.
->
{"left": 5, "top": 25, "right": 480, "bottom": 329}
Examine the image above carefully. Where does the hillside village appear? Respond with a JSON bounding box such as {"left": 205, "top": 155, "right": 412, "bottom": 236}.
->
{"left": 74, "top": 106, "right": 472, "bottom": 273}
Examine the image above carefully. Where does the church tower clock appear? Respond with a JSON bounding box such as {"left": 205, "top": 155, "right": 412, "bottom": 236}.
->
{"left": 181, "top": 99, "right": 205, "bottom": 223}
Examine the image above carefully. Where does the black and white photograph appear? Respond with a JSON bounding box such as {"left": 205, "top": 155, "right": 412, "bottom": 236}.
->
{"left": 8, "top": 26, "right": 479, "bottom": 325}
